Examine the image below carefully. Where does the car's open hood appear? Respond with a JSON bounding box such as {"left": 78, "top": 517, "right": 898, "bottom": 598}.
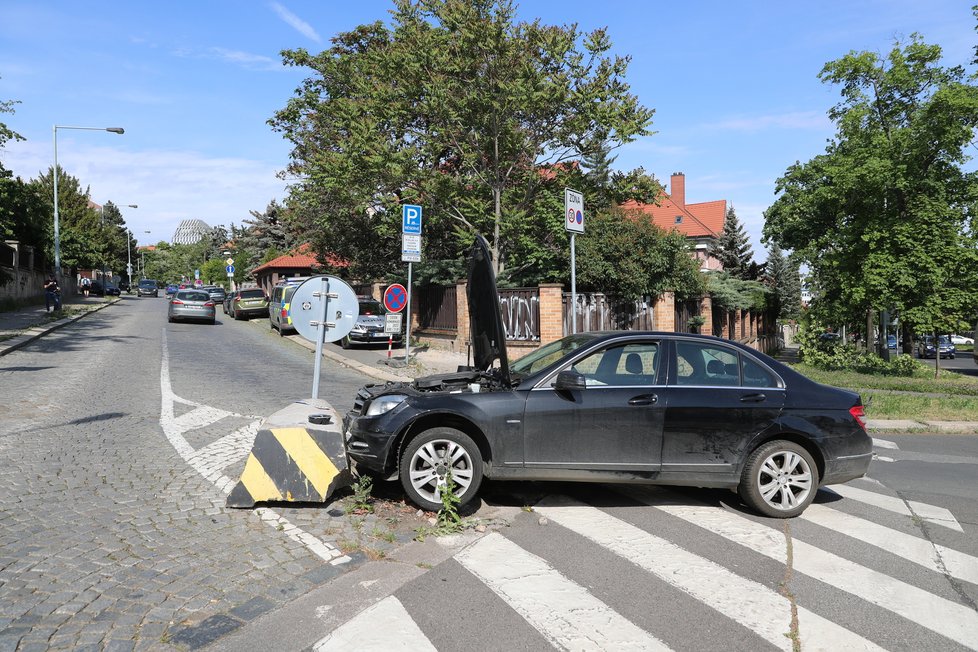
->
{"left": 467, "top": 235, "right": 510, "bottom": 384}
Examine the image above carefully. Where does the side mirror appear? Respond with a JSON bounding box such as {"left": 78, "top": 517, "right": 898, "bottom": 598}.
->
{"left": 554, "top": 369, "right": 586, "bottom": 391}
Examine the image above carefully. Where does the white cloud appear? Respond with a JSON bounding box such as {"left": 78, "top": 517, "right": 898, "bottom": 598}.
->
{"left": 2, "top": 139, "right": 287, "bottom": 244}
{"left": 208, "top": 47, "right": 282, "bottom": 71}
{"left": 704, "top": 111, "right": 832, "bottom": 132}
{"left": 269, "top": 2, "right": 322, "bottom": 44}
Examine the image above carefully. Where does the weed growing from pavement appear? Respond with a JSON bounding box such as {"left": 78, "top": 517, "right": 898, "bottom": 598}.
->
{"left": 414, "top": 471, "right": 469, "bottom": 541}
{"left": 346, "top": 475, "right": 374, "bottom": 514}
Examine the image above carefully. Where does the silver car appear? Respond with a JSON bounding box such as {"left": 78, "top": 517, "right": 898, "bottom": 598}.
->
{"left": 168, "top": 289, "right": 216, "bottom": 324}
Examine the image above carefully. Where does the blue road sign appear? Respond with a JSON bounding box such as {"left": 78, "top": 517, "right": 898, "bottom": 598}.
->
{"left": 402, "top": 204, "right": 422, "bottom": 235}
{"left": 226, "top": 265, "right": 235, "bottom": 274}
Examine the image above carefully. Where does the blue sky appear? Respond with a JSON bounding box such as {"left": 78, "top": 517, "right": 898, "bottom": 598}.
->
{"left": 1, "top": 1, "right": 974, "bottom": 261}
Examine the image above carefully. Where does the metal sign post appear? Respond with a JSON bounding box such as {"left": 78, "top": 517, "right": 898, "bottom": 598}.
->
{"left": 564, "top": 189, "right": 585, "bottom": 334}
{"left": 402, "top": 205, "right": 423, "bottom": 363}
{"left": 311, "top": 277, "right": 329, "bottom": 400}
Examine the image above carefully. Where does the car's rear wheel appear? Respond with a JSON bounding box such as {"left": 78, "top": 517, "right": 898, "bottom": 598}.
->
{"left": 738, "top": 440, "right": 818, "bottom": 518}
{"left": 399, "top": 428, "right": 483, "bottom": 513}
{"left": 233, "top": 307, "right": 240, "bottom": 320}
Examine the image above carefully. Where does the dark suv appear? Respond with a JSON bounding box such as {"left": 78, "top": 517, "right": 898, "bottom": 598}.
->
{"left": 137, "top": 279, "right": 159, "bottom": 297}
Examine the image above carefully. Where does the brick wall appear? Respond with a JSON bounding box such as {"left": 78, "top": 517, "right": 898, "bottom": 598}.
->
{"left": 538, "top": 283, "right": 563, "bottom": 345}
{"left": 653, "top": 292, "right": 675, "bottom": 332}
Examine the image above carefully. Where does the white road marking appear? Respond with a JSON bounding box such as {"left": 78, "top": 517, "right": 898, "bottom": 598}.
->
{"left": 313, "top": 596, "right": 437, "bottom": 652}
{"left": 875, "top": 456, "right": 895, "bottom": 463}
{"left": 455, "top": 532, "right": 672, "bottom": 651}
{"left": 642, "top": 498, "right": 978, "bottom": 649}
{"left": 535, "top": 498, "right": 885, "bottom": 652}
{"left": 828, "top": 484, "right": 964, "bottom": 532}
{"left": 159, "top": 330, "right": 350, "bottom": 565}
{"left": 872, "top": 438, "right": 899, "bottom": 450}
{"left": 801, "top": 503, "right": 978, "bottom": 585}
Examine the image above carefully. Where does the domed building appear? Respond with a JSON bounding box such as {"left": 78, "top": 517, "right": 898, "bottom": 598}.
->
{"left": 172, "top": 219, "right": 211, "bottom": 245}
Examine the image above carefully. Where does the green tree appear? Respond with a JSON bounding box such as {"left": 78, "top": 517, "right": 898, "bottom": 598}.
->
{"left": 236, "top": 200, "right": 297, "bottom": 275}
{"left": 709, "top": 205, "right": 753, "bottom": 278}
{"left": 270, "top": 0, "right": 654, "bottom": 280}
{"left": 764, "top": 242, "right": 801, "bottom": 321}
{"left": 763, "top": 34, "right": 978, "bottom": 342}
{"left": 576, "top": 208, "right": 704, "bottom": 300}
{"left": 26, "top": 166, "right": 103, "bottom": 271}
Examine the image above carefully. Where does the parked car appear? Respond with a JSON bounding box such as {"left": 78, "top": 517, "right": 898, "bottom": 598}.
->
{"left": 950, "top": 334, "right": 974, "bottom": 346}
{"left": 269, "top": 277, "right": 312, "bottom": 336}
{"left": 343, "top": 237, "right": 872, "bottom": 518}
{"left": 886, "top": 335, "right": 897, "bottom": 350}
{"left": 89, "top": 280, "right": 105, "bottom": 297}
{"left": 340, "top": 297, "right": 404, "bottom": 348}
{"left": 206, "top": 286, "right": 226, "bottom": 304}
{"left": 228, "top": 288, "right": 269, "bottom": 320}
{"left": 138, "top": 279, "right": 160, "bottom": 297}
{"left": 917, "top": 335, "right": 955, "bottom": 359}
{"left": 104, "top": 283, "right": 121, "bottom": 296}
{"left": 168, "top": 289, "right": 216, "bottom": 324}
{"left": 118, "top": 281, "right": 131, "bottom": 293}
{"left": 223, "top": 290, "right": 237, "bottom": 315}
{"left": 165, "top": 284, "right": 179, "bottom": 297}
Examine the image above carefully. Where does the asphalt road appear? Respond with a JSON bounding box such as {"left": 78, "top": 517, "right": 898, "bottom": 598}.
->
{"left": 2, "top": 297, "right": 977, "bottom": 651}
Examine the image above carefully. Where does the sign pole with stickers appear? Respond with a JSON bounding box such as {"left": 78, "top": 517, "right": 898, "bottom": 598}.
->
{"left": 402, "top": 204, "right": 422, "bottom": 362}
{"left": 564, "top": 188, "right": 585, "bottom": 334}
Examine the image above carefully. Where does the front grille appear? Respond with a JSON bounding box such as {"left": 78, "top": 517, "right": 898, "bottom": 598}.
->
{"left": 352, "top": 387, "right": 372, "bottom": 415}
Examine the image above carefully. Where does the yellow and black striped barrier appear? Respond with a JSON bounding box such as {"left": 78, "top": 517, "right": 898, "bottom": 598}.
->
{"left": 227, "top": 426, "right": 352, "bottom": 508}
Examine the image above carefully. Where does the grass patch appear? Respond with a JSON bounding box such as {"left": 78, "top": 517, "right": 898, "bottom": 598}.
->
{"left": 861, "top": 392, "right": 978, "bottom": 420}
{"left": 792, "top": 362, "right": 978, "bottom": 396}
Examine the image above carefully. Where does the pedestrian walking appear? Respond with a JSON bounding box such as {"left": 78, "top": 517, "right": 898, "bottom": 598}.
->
{"left": 43, "top": 276, "right": 62, "bottom": 311}
{"left": 80, "top": 276, "right": 91, "bottom": 297}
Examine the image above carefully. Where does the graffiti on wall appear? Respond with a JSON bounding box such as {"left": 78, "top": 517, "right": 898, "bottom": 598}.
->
{"left": 499, "top": 290, "right": 540, "bottom": 341}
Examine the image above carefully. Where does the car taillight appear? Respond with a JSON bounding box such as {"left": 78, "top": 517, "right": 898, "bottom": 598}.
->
{"left": 171, "top": 299, "right": 184, "bottom": 305}
{"left": 204, "top": 301, "right": 215, "bottom": 307}
{"left": 849, "top": 405, "right": 867, "bottom": 429}
{"left": 281, "top": 308, "right": 288, "bottom": 318}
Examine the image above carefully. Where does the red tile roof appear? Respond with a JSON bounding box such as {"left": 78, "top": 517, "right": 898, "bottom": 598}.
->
{"left": 251, "top": 243, "right": 346, "bottom": 274}
{"left": 620, "top": 195, "right": 725, "bottom": 238}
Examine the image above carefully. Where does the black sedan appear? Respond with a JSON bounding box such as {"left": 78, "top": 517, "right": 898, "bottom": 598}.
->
{"left": 344, "top": 237, "right": 872, "bottom": 518}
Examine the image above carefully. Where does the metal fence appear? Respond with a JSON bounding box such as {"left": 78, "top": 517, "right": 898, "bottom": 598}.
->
{"left": 415, "top": 284, "right": 458, "bottom": 332}
{"left": 562, "top": 293, "right": 655, "bottom": 334}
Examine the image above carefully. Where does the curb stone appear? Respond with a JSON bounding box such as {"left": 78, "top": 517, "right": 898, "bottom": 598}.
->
{"left": 0, "top": 299, "right": 120, "bottom": 357}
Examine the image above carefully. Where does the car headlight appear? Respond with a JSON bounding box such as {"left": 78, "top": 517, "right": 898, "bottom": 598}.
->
{"left": 366, "top": 394, "right": 407, "bottom": 417}
{"left": 352, "top": 323, "right": 368, "bottom": 333}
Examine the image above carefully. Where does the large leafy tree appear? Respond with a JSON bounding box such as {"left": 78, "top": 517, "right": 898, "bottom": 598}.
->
{"left": 763, "top": 35, "right": 978, "bottom": 337}
{"left": 270, "top": 0, "right": 654, "bottom": 280}
{"left": 26, "top": 166, "right": 105, "bottom": 271}
{"left": 235, "top": 200, "right": 299, "bottom": 274}
{"left": 709, "top": 205, "right": 753, "bottom": 278}
{"left": 576, "top": 208, "right": 704, "bottom": 300}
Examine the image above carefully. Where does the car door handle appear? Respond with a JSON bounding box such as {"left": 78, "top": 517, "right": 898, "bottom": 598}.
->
{"left": 740, "top": 393, "right": 766, "bottom": 403}
{"left": 628, "top": 394, "right": 658, "bottom": 406}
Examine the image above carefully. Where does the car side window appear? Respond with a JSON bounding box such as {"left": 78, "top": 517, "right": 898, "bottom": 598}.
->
{"left": 675, "top": 341, "right": 739, "bottom": 386}
{"left": 571, "top": 342, "right": 659, "bottom": 387}
{"left": 741, "top": 357, "right": 777, "bottom": 388}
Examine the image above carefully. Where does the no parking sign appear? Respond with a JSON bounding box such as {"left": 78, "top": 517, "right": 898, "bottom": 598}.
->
{"left": 383, "top": 284, "right": 408, "bottom": 313}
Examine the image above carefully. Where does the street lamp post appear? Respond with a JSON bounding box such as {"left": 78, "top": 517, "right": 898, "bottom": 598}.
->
{"left": 140, "top": 231, "right": 151, "bottom": 277}
{"left": 52, "top": 125, "right": 124, "bottom": 285}
{"left": 119, "top": 204, "right": 137, "bottom": 289}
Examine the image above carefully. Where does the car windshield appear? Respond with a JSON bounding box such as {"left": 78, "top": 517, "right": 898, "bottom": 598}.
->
{"left": 359, "top": 300, "right": 384, "bottom": 315}
{"left": 139, "top": 280, "right": 156, "bottom": 287}
{"left": 509, "top": 333, "right": 601, "bottom": 378}
{"left": 240, "top": 289, "right": 265, "bottom": 299}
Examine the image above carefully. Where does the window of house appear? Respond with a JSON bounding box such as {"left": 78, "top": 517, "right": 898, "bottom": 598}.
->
{"left": 674, "top": 215, "right": 683, "bottom": 224}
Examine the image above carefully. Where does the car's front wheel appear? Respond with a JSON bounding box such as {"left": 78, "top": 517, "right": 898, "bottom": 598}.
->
{"left": 738, "top": 440, "right": 818, "bottom": 518}
{"left": 341, "top": 335, "right": 351, "bottom": 349}
{"left": 399, "top": 428, "right": 483, "bottom": 513}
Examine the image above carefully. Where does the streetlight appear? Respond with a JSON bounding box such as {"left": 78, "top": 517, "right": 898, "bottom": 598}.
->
{"left": 52, "top": 125, "right": 124, "bottom": 285}
{"left": 118, "top": 204, "right": 138, "bottom": 289}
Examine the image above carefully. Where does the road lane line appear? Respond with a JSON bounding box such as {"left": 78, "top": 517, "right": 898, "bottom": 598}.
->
{"left": 872, "top": 438, "right": 899, "bottom": 450}
{"left": 802, "top": 504, "right": 978, "bottom": 585}
{"left": 635, "top": 495, "right": 978, "bottom": 649}
{"left": 828, "top": 484, "right": 963, "bottom": 532}
{"left": 159, "top": 330, "right": 350, "bottom": 565}
{"left": 456, "top": 532, "right": 672, "bottom": 651}
{"left": 535, "top": 498, "right": 885, "bottom": 652}
{"left": 313, "top": 596, "right": 436, "bottom": 652}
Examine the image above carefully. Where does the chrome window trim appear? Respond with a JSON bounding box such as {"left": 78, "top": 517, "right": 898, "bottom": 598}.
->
{"left": 531, "top": 334, "right": 664, "bottom": 390}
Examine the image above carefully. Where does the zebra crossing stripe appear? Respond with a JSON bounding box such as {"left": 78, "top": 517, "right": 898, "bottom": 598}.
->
{"left": 535, "top": 498, "right": 885, "bottom": 652}
{"left": 645, "top": 499, "right": 978, "bottom": 649}
{"left": 802, "top": 504, "right": 978, "bottom": 585}
{"left": 313, "top": 596, "right": 436, "bottom": 651}
{"left": 828, "top": 484, "right": 964, "bottom": 532}
{"left": 455, "top": 532, "right": 673, "bottom": 651}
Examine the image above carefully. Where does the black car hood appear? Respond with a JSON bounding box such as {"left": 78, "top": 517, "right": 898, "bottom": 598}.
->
{"left": 467, "top": 235, "right": 510, "bottom": 384}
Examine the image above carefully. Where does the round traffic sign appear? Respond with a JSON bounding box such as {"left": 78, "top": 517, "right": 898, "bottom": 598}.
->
{"left": 383, "top": 284, "right": 408, "bottom": 313}
{"left": 288, "top": 276, "right": 358, "bottom": 343}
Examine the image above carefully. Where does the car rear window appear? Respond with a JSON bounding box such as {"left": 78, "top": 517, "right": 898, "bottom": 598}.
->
{"left": 177, "top": 291, "right": 210, "bottom": 301}
{"left": 139, "top": 280, "right": 157, "bottom": 287}
{"left": 240, "top": 289, "right": 265, "bottom": 298}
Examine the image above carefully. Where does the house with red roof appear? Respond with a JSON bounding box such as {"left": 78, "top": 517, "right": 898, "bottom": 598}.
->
{"left": 620, "top": 172, "right": 726, "bottom": 272}
{"left": 251, "top": 243, "right": 347, "bottom": 296}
